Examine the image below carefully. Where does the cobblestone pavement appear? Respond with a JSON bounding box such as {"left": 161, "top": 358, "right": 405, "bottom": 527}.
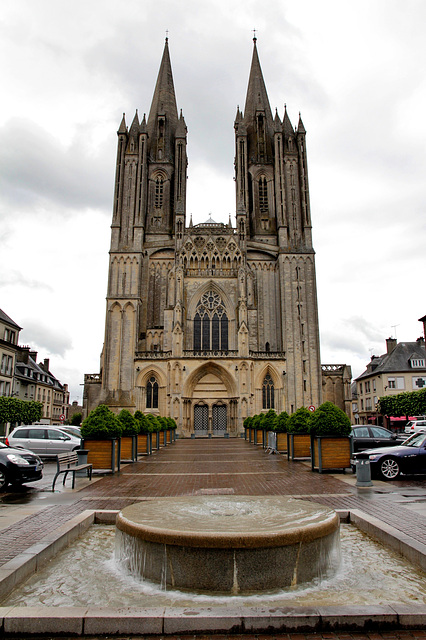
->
{"left": 0, "top": 438, "right": 425, "bottom": 568}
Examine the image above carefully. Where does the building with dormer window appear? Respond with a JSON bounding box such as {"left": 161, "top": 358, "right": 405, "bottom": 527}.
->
{"left": 355, "top": 335, "right": 426, "bottom": 426}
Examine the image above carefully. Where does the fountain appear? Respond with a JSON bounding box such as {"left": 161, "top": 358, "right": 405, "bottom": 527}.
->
{"left": 115, "top": 495, "right": 341, "bottom": 593}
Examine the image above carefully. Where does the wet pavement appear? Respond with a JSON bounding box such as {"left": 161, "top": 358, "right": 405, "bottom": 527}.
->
{"left": 0, "top": 438, "right": 425, "bottom": 560}
{"left": 0, "top": 438, "right": 424, "bottom": 638}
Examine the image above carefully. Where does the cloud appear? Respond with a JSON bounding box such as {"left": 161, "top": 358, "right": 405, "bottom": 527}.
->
{"left": 19, "top": 321, "right": 72, "bottom": 358}
{"left": 0, "top": 118, "right": 114, "bottom": 214}
{"left": 0, "top": 270, "right": 53, "bottom": 291}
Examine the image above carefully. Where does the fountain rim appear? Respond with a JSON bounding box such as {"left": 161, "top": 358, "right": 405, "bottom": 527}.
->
{"left": 115, "top": 498, "right": 340, "bottom": 549}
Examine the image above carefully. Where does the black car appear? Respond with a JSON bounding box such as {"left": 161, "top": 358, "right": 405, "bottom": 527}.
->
{"left": 350, "top": 425, "right": 406, "bottom": 453}
{"left": 0, "top": 441, "right": 43, "bottom": 490}
{"left": 353, "top": 432, "right": 426, "bottom": 480}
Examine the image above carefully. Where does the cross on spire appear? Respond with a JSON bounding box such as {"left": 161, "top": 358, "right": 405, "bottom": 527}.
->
{"left": 253, "top": 28, "right": 257, "bottom": 42}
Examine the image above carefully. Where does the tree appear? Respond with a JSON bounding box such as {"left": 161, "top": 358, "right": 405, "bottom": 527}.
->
{"left": 378, "top": 388, "right": 426, "bottom": 419}
{"left": 70, "top": 412, "right": 82, "bottom": 426}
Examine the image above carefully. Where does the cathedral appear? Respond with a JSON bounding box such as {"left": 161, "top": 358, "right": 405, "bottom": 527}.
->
{"left": 84, "top": 38, "right": 323, "bottom": 436}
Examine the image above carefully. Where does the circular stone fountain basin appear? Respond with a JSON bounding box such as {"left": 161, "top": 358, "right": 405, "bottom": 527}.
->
{"left": 115, "top": 496, "right": 341, "bottom": 593}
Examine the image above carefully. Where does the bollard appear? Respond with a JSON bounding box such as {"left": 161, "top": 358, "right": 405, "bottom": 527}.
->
{"left": 355, "top": 452, "right": 373, "bottom": 487}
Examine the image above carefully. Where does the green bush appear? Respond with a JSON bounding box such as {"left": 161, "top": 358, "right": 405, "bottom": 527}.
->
{"left": 117, "top": 409, "right": 139, "bottom": 436}
{"left": 134, "top": 411, "right": 152, "bottom": 434}
{"left": 81, "top": 405, "right": 122, "bottom": 439}
{"left": 145, "top": 413, "right": 161, "bottom": 432}
{"left": 243, "top": 416, "right": 252, "bottom": 429}
{"left": 287, "top": 406, "right": 311, "bottom": 434}
{"left": 166, "top": 417, "right": 177, "bottom": 429}
{"left": 157, "top": 416, "right": 169, "bottom": 430}
{"left": 309, "top": 401, "right": 351, "bottom": 437}
{"left": 274, "top": 411, "right": 289, "bottom": 433}
{"left": 262, "top": 409, "right": 277, "bottom": 431}
{"left": 251, "top": 414, "right": 262, "bottom": 430}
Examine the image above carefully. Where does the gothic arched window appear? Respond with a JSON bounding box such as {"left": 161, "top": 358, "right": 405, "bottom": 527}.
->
{"left": 262, "top": 373, "right": 274, "bottom": 409}
{"left": 259, "top": 176, "right": 268, "bottom": 213}
{"left": 155, "top": 177, "right": 163, "bottom": 208}
{"left": 146, "top": 376, "right": 159, "bottom": 409}
{"left": 194, "top": 291, "right": 228, "bottom": 351}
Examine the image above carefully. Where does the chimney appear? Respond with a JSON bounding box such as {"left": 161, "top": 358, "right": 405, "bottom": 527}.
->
{"left": 43, "top": 358, "right": 50, "bottom": 372}
{"left": 29, "top": 350, "right": 38, "bottom": 362}
{"left": 386, "top": 337, "right": 397, "bottom": 354}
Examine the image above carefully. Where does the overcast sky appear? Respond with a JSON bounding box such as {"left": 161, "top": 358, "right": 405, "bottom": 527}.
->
{"left": 1, "top": 0, "right": 425, "bottom": 404}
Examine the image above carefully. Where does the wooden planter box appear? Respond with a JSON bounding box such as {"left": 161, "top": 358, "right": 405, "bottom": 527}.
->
{"left": 120, "top": 435, "right": 137, "bottom": 462}
{"left": 287, "top": 433, "right": 311, "bottom": 460}
{"left": 276, "top": 432, "right": 288, "bottom": 453}
{"left": 160, "top": 430, "right": 167, "bottom": 446}
{"left": 311, "top": 435, "right": 351, "bottom": 473}
{"left": 255, "top": 429, "right": 264, "bottom": 445}
{"left": 155, "top": 431, "right": 160, "bottom": 450}
{"left": 137, "top": 433, "right": 152, "bottom": 456}
{"left": 83, "top": 437, "right": 121, "bottom": 473}
{"left": 248, "top": 427, "right": 253, "bottom": 443}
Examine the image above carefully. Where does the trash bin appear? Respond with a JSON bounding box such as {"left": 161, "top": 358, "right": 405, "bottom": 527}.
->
{"left": 355, "top": 452, "right": 373, "bottom": 487}
{"left": 76, "top": 449, "right": 90, "bottom": 477}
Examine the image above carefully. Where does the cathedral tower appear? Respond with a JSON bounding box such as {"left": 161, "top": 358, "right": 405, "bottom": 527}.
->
{"left": 84, "top": 38, "right": 322, "bottom": 432}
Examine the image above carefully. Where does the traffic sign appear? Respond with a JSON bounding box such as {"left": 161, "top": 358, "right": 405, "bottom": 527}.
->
{"left": 308, "top": 405, "right": 315, "bottom": 412}
{"left": 60, "top": 414, "right": 65, "bottom": 422}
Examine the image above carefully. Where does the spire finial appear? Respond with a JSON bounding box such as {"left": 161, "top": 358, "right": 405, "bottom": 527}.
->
{"left": 252, "top": 28, "right": 257, "bottom": 43}
{"left": 165, "top": 29, "right": 169, "bottom": 42}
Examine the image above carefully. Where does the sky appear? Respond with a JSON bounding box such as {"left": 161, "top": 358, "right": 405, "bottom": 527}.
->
{"left": 0, "top": 0, "right": 425, "bottom": 404}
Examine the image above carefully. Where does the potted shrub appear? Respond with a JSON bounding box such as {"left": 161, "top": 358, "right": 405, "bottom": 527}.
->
{"left": 118, "top": 409, "right": 138, "bottom": 462}
{"left": 287, "top": 407, "right": 312, "bottom": 460}
{"left": 134, "top": 411, "right": 152, "bottom": 456}
{"left": 166, "top": 417, "right": 177, "bottom": 443}
{"left": 252, "top": 414, "right": 263, "bottom": 445}
{"left": 81, "top": 404, "right": 122, "bottom": 473}
{"left": 262, "top": 409, "right": 277, "bottom": 448}
{"left": 274, "top": 411, "right": 289, "bottom": 453}
{"left": 145, "top": 414, "right": 162, "bottom": 450}
{"left": 309, "top": 401, "right": 352, "bottom": 473}
{"left": 243, "top": 416, "right": 252, "bottom": 441}
{"left": 157, "top": 416, "right": 169, "bottom": 447}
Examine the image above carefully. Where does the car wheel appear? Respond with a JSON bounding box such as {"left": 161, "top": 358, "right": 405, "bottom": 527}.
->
{"left": 0, "top": 468, "right": 9, "bottom": 491}
{"left": 379, "top": 457, "right": 400, "bottom": 480}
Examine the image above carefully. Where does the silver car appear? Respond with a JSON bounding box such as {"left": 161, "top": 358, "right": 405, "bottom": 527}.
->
{"left": 6, "top": 426, "right": 82, "bottom": 457}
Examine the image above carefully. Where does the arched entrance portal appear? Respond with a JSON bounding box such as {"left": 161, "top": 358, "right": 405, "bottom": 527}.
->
{"left": 185, "top": 366, "right": 237, "bottom": 437}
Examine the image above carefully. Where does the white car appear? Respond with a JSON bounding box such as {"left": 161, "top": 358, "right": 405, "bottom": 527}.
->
{"left": 404, "top": 419, "right": 426, "bottom": 435}
{"left": 6, "top": 426, "right": 82, "bottom": 458}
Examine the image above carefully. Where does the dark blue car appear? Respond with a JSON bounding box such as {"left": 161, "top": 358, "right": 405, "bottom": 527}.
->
{"left": 353, "top": 432, "right": 426, "bottom": 480}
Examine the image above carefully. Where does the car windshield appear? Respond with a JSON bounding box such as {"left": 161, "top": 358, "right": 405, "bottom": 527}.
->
{"left": 402, "top": 432, "right": 426, "bottom": 447}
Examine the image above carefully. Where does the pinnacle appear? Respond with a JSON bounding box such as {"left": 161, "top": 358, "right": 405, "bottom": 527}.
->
{"left": 118, "top": 113, "right": 127, "bottom": 135}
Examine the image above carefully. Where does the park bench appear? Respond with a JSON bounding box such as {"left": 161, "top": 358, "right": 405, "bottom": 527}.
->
{"left": 52, "top": 452, "right": 92, "bottom": 491}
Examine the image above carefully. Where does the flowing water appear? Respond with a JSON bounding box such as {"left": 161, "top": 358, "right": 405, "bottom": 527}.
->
{"left": 2, "top": 524, "right": 425, "bottom": 608}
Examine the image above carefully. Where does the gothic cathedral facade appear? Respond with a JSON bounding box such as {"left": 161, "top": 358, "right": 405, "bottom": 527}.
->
{"left": 84, "top": 38, "right": 323, "bottom": 436}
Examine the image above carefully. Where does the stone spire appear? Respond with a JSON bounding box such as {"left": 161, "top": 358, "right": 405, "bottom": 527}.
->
{"left": 147, "top": 38, "right": 179, "bottom": 139}
{"left": 243, "top": 38, "right": 273, "bottom": 128}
